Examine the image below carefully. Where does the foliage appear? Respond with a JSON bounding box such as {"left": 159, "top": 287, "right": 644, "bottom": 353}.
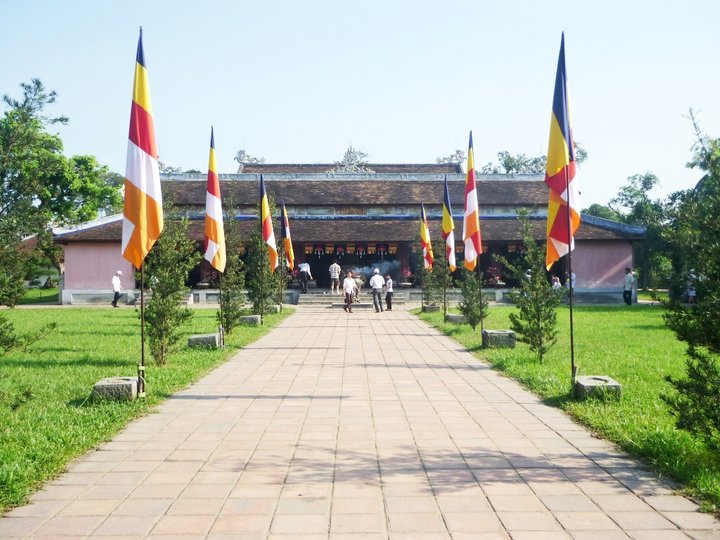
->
{"left": 217, "top": 205, "right": 247, "bottom": 334}
{"left": 142, "top": 216, "right": 201, "bottom": 364}
{"left": 498, "top": 215, "right": 560, "bottom": 362}
{"left": 661, "top": 116, "right": 720, "bottom": 451}
{"left": 417, "top": 246, "right": 442, "bottom": 307}
{"left": 244, "top": 209, "right": 279, "bottom": 322}
{"left": 436, "top": 149, "right": 466, "bottom": 166}
{"left": 0, "top": 315, "right": 21, "bottom": 355}
{"left": 480, "top": 151, "right": 546, "bottom": 174}
{"left": 581, "top": 203, "right": 620, "bottom": 221}
{"left": 418, "top": 305, "right": 720, "bottom": 511}
{"left": 0, "top": 241, "right": 28, "bottom": 307}
{"left": 0, "top": 307, "right": 291, "bottom": 512}
{"left": 457, "top": 268, "right": 489, "bottom": 332}
{"left": 609, "top": 172, "right": 670, "bottom": 288}
{"left": 479, "top": 143, "right": 587, "bottom": 175}
{"left": 429, "top": 253, "right": 453, "bottom": 314}
{"left": 0, "top": 79, "right": 121, "bottom": 298}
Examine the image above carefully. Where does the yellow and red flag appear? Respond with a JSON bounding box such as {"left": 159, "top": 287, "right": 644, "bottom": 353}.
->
{"left": 462, "top": 131, "right": 482, "bottom": 270}
{"left": 280, "top": 199, "right": 295, "bottom": 270}
{"left": 122, "top": 28, "right": 164, "bottom": 268}
{"left": 544, "top": 33, "right": 580, "bottom": 270}
{"left": 441, "top": 175, "right": 456, "bottom": 272}
{"left": 204, "top": 127, "right": 226, "bottom": 272}
{"left": 260, "top": 174, "right": 278, "bottom": 271}
{"left": 420, "top": 203, "right": 434, "bottom": 271}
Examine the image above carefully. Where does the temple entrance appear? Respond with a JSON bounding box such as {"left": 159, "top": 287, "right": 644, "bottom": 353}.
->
{"left": 303, "top": 254, "right": 401, "bottom": 289}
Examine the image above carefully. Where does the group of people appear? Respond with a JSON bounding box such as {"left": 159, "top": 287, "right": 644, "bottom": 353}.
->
{"left": 341, "top": 267, "right": 393, "bottom": 313}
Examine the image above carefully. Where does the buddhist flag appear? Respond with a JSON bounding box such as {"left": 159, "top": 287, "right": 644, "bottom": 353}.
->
{"left": 122, "top": 28, "right": 163, "bottom": 268}
{"left": 441, "top": 175, "right": 457, "bottom": 272}
{"left": 260, "top": 174, "right": 278, "bottom": 271}
{"left": 420, "top": 203, "right": 434, "bottom": 271}
{"left": 544, "top": 33, "right": 580, "bottom": 270}
{"left": 280, "top": 199, "right": 295, "bottom": 270}
{"left": 462, "top": 131, "right": 482, "bottom": 270}
{"left": 204, "top": 127, "right": 226, "bottom": 272}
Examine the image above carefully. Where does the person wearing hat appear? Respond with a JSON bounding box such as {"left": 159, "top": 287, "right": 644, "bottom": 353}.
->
{"left": 111, "top": 270, "right": 122, "bottom": 307}
{"left": 369, "top": 268, "right": 385, "bottom": 313}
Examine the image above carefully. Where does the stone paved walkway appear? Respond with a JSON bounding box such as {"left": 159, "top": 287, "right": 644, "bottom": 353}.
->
{"left": 2, "top": 306, "right": 719, "bottom": 539}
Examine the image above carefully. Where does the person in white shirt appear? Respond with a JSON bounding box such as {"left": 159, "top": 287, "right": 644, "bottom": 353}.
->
{"left": 328, "top": 260, "right": 341, "bottom": 294}
{"left": 384, "top": 274, "right": 394, "bottom": 311}
{"left": 111, "top": 270, "right": 122, "bottom": 307}
{"left": 298, "top": 261, "right": 313, "bottom": 293}
{"left": 369, "top": 268, "right": 385, "bottom": 313}
{"left": 342, "top": 271, "right": 356, "bottom": 313}
{"left": 623, "top": 267, "right": 634, "bottom": 305}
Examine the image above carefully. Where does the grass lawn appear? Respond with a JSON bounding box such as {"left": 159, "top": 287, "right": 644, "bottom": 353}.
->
{"left": 419, "top": 304, "right": 720, "bottom": 512}
{"left": 0, "top": 306, "right": 291, "bottom": 513}
{"left": 18, "top": 288, "right": 59, "bottom": 305}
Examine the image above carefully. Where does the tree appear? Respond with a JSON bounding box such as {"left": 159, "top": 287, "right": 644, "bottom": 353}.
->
{"left": 661, "top": 115, "right": 720, "bottom": 450}
{"left": 244, "top": 227, "right": 278, "bottom": 322}
{"left": 457, "top": 268, "right": 489, "bottom": 332}
{"left": 0, "top": 79, "right": 121, "bottom": 299}
{"left": 244, "top": 197, "right": 279, "bottom": 323}
{"left": 479, "top": 143, "right": 588, "bottom": 175}
{"left": 582, "top": 203, "right": 620, "bottom": 221}
{"left": 423, "top": 254, "right": 450, "bottom": 309}
{"left": 606, "top": 172, "right": 670, "bottom": 289}
{"left": 436, "top": 150, "right": 466, "bottom": 168}
{"left": 217, "top": 204, "right": 247, "bottom": 335}
{"left": 498, "top": 215, "right": 560, "bottom": 362}
{"left": 142, "top": 216, "right": 201, "bottom": 365}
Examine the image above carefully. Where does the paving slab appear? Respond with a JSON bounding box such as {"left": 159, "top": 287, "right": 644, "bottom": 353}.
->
{"left": 1, "top": 305, "right": 719, "bottom": 538}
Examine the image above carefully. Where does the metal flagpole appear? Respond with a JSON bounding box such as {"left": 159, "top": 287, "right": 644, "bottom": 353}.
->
{"left": 138, "top": 265, "right": 146, "bottom": 397}
{"left": 218, "top": 272, "right": 224, "bottom": 347}
{"left": 565, "top": 167, "right": 577, "bottom": 384}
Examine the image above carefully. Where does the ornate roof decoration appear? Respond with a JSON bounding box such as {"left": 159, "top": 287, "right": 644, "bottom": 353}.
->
{"left": 327, "top": 146, "right": 375, "bottom": 174}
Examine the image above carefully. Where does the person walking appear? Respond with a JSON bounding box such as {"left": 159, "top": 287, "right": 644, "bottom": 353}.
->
{"left": 298, "top": 261, "right": 313, "bottom": 293}
{"left": 384, "top": 273, "right": 394, "bottom": 311}
{"left": 623, "top": 267, "right": 634, "bottom": 305}
{"left": 369, "top": 268, "right": 385, "bottom": 313}
{"left": 111, "top": 270, "right": 122, "bottom": 307}
{"left": 342, "top": 270, "right": 355, "bottom": 313}
{"left": 329, "top": 260, "right": 341, "bottom": 294}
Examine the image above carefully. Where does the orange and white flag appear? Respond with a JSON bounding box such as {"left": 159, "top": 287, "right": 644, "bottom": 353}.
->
{"left": 204, "top": 127, "right": 226, "bottom": 272}
{"left": 420, "top": 203, "right": 434, "bottom": 271}
{"left": 260, "top": 175, "right": 278, "bottom": 271}
{"left": 121, "top": 28, "right": 163, "bottom": 268}
{"left": 462, "top": 131, "right": 482, "bottom": 270}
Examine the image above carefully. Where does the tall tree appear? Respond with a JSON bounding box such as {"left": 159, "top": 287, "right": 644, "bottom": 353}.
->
{"left": 661, "top": 116, "right": 720, "bottom": 450}
{"left": 217, "top": 202, "right": 247, "bottom": 334}
{"left": 581, "top": 203, "right": 620, "bottom": 221}
{"left": 142, "top": 215, "right": 201, "bottom": 365}
{"left": 607, "top": 172, "right": 670, "bottom": 288}
{"left": 479, "top": 144, "right": 588, "bottom": 175}
{"left": 497, "top": 214, "right": 560, "bottom": 363}
{"left": 0, "top": 79, "right": 121, "bottom": 297}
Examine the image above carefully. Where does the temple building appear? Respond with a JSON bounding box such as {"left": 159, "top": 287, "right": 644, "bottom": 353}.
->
{"left": 53, "top": 160, "right": 644, "bottom": 304}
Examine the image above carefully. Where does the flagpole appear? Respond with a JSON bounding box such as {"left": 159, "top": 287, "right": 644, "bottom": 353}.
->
{"left": 565, "top": 168, "right": 577, "bottom": 384}
{"left": 218, "top": 272, "right": 224, "bottom": 347}
{"left": 278, "top": 249, "right": 285, "bottom": 313}
{"left": 138, "top": 265, "right": 146, "bottom": 398}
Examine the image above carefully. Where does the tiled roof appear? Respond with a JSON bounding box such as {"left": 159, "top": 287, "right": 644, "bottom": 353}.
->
{"left": 54, "top": 215, "right": 641, "bottom": 243}
{"left": 240, "top": 163, "right": 463, "bottom": 174}
{"left": 163, "top": 177, "right": 548, "bottom": 207}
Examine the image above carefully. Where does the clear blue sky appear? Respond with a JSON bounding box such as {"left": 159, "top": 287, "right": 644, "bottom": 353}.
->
{"left": 2, "top": 0, "right": 718, "bottom": 206}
